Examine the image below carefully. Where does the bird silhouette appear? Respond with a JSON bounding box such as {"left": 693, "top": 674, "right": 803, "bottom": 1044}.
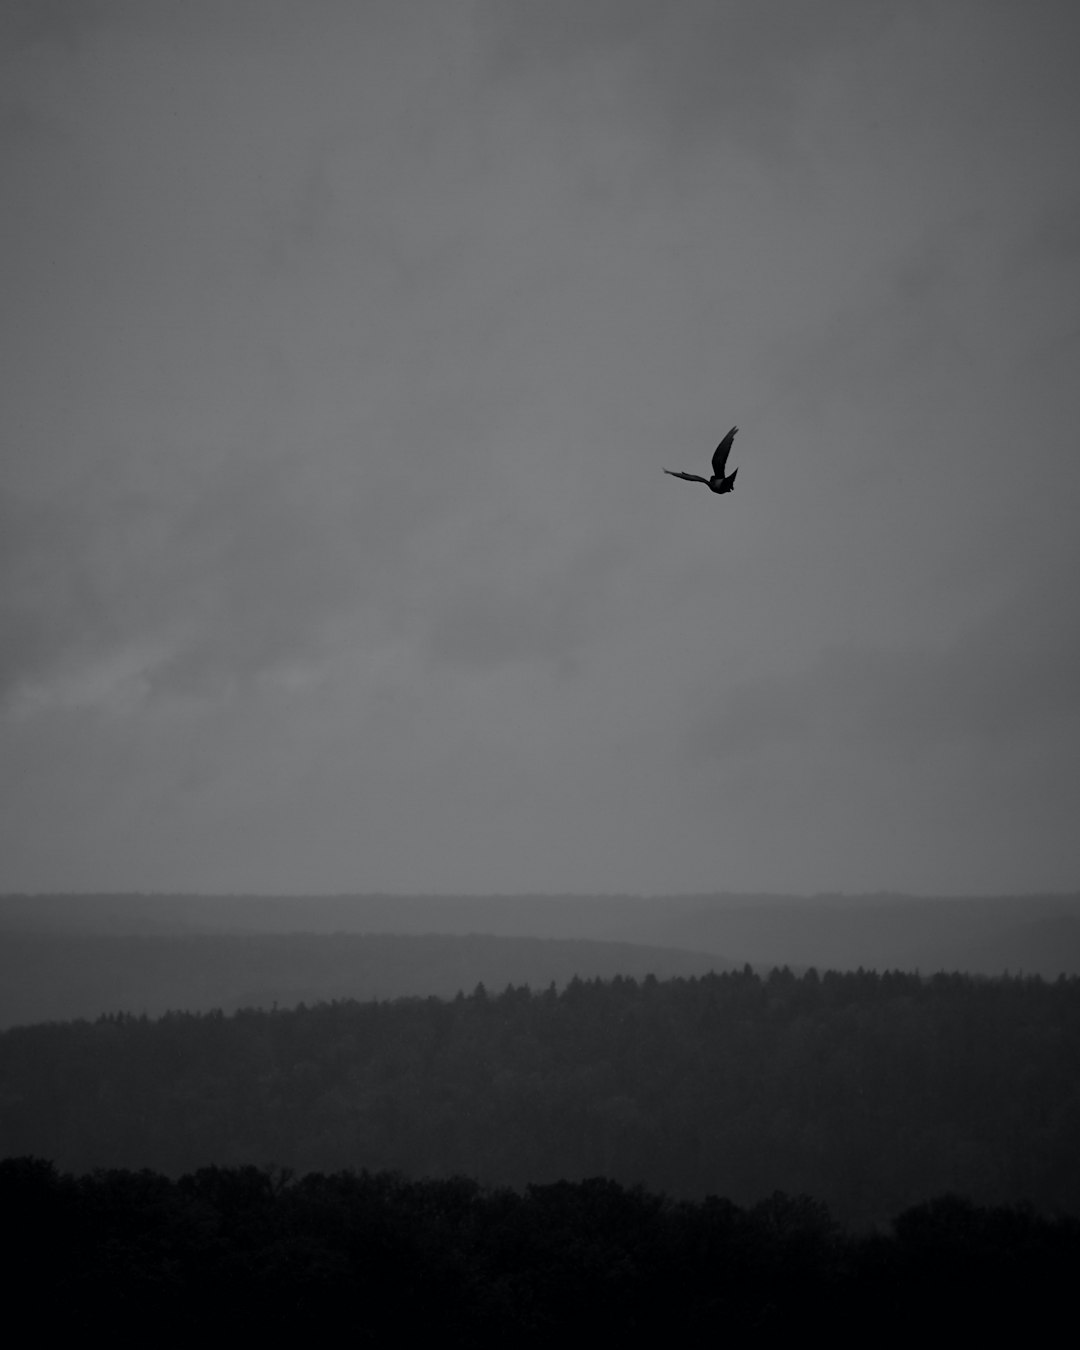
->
{"left": 664, "top": 425, "right": 739, "bottom": 494}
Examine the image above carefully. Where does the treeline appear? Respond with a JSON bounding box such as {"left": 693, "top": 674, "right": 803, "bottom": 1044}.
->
{"left": 2, "top": 968, "right": 1078, "bottom": 1226}
{"left": 4, "top": 1157, "right": 1077, "bottom": 1339}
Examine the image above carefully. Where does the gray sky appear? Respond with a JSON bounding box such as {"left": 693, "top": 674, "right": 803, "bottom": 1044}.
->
{"left": 2, "top": 0, "right": 1079, "bottom": 897}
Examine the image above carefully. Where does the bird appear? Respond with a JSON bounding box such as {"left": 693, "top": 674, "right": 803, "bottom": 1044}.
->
{"left": 664, "top": 425, "right": 739, "bottom": 494}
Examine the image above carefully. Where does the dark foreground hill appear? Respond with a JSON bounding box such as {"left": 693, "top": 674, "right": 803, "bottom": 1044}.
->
{"left": 3, "top": 967, "right": 1077, "bottom": 1227}
{"left": 0, "top": 930, "right": 729, "bottom": 1029}
{"left": 4, "top": 1157, "right": 1077, "bottom": 1340}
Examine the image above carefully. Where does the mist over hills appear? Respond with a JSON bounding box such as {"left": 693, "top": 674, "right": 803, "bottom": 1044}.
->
{"left": 2, "top": 890, "right": 1077, "bottom": 1030}
{"left": 3, "top": 890, "right": 1078, "bottom": 972}
{"left": 0, "top": 931, "right": 729, "bottom": 1030}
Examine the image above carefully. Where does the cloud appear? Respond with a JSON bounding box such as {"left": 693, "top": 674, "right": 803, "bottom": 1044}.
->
{"left": 425, "top": 531, "right": 628, "bottom": 673}
{"left": 478, "top": 0, "right": 894, "bottom": 153}
{"left": 1, "top": 428, "right": 417, "bottom": 707}
{"left": 2, "top": 0, "right": 1079, "bottom": 894}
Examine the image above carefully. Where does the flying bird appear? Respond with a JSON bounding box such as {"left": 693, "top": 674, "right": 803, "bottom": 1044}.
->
{"left": 664, "top": 425, "right": 739, "bottom": 494}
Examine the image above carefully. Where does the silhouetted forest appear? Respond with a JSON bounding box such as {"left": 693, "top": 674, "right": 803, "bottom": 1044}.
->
{"left": 4, "top": 1157, "right": 1076, "bottom": 1339}
{"left": 3, "top": 968, "right": 1077, "bottom": 1227}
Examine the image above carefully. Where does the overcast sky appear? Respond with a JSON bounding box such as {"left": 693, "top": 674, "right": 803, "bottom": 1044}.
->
{"left": 2, "top": 0, "right": 1078, "bottom": 897}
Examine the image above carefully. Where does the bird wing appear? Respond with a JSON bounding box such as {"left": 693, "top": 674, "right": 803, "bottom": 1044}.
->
{"left": 664, "top": 470, "right": 710, "bottom": 484}
{"left": 711, "top": 425, "right": 738, "bottom": 476}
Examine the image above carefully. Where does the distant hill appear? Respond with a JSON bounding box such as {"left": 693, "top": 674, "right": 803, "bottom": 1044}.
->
{"left": 889, "top": 915, "right": 1080, "bottom": 981}
{"left": 0, "top": 930, "right": 731, "bottom": 1029}
{"left": 649, "top": 895, "right": 1080, "bottom": 978}
{"left": 2, "top": 891, "right": 1079, "bottom": 977}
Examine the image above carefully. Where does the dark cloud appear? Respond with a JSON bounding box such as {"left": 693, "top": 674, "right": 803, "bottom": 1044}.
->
{"left": 0, "top": 0, "right": 119, "bottom": 52}
{"left": 1016, "top": 200, "right": 1080, "bottom": 266}
{"left": 1, "top": 433, "right": 426, "bottom": 705}
{"left": 698, "top": 575, "right": 1080, "bottom": 762}
{"left": 479, "top": 0, "right": 891, "bottom": 114}
{"left": 0, "top": 0, "right": 322, "bottom": 55}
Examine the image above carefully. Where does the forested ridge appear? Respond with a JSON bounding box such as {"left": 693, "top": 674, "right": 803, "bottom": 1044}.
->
{"left": 3, "top": 967, "right": 1078, "bottom": 1227}
{"left": 4, "top": 1156, "right": 1077, "bottom": 1339}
